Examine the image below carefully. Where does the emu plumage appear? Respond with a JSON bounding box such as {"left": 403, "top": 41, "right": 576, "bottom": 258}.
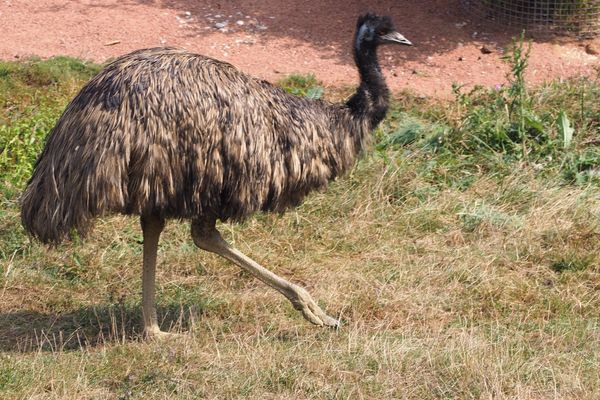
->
{"left": 21, "top": 13, "right": 411, "bottom": 337}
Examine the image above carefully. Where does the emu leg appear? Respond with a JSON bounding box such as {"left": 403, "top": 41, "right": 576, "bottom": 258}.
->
{"left": 191, "top": 218, "right": 340, "bottom": 328}
{"left": 141, "top": 214, "right": 168, "bottom": 338}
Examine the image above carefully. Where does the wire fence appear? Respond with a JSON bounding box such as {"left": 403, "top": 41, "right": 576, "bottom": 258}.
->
{"left": 460, "top": 0, "right": 600, "bottom": 36}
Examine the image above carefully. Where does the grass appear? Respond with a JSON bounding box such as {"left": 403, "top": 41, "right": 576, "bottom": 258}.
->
{"left": 0, "top": 49, "right": 599, "bottom": 399}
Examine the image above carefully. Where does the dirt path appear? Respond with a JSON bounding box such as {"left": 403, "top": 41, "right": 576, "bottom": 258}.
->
{"left": 1, "top": 0, "right": 598, "bottom": 97}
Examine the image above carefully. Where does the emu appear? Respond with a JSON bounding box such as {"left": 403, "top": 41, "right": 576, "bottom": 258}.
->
{"left": 21, "top": 13, "right": 412, "bottom": 338}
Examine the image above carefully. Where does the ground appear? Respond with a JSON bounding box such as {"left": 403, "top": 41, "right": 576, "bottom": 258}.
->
{"left": 0, "top": 0, "right": 598, "bottom": 97}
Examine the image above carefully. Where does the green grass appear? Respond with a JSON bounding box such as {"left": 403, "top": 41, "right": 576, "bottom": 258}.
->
{"left": 0, "top": 56, "right": 101, "bottom": 198}
{"left": 0, "top": 52, "right": 599, "bottom": 399}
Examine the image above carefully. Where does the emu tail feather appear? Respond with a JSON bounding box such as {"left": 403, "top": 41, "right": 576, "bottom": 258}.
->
{"left": 21, "top": 161, "right": 94, "bottom": 245}
{"left": 20, "top": 114, "right": 128, "bottom": 245}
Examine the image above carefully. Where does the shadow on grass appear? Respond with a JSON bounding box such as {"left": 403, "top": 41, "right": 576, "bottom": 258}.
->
{"left": 0, "top": 303, "right": 202, "bottom": 352}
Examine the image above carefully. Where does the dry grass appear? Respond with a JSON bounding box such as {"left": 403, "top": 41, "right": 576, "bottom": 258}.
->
{"left": 1, "top": 58, "right": 599, "bottom": 399}
{"left": 1, "top": 156, "right": 599, "bottom": 399}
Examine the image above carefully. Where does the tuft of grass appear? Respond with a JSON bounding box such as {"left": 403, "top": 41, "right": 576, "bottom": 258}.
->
{"left": 550, "top": 253, "right": 595, "bottom": 273}
{"left": 278, "top": 73, "right": 324, "bottom": 100}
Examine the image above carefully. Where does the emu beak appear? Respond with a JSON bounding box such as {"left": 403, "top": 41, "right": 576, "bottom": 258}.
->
{"left": 381, "top": 31, "right": 412, "bottom": 46}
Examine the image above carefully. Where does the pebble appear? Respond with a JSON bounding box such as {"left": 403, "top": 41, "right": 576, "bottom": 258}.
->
{"left": 235, "top": 38, "right": 256, "bottom": 45}
{"left": 236, "top": 20, "right": 244, "bottom": 26}
{"left": 585, "top": 43, "right": 598, "bottom": 55}
{"left": 215, "top": 21, "right": 228, "bottom": 29}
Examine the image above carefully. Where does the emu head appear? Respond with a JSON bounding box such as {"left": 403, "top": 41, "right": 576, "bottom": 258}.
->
{"left": 354, "top": 13, "right": 412, "bottom": 52}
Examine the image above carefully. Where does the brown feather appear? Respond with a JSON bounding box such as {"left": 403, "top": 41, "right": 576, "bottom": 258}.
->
{"left": 21, "top": 47, "right": 371, "bottom": 244}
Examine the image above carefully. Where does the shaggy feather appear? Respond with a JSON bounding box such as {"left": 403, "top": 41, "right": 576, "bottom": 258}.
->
{"left": 21, "top": 14, "right": 406, "bottom": 244}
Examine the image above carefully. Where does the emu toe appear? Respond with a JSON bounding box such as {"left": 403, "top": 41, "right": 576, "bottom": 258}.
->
{"left": 289, "top": 285, "right": 341, "bottom": 328}
{"left": 144, "top": 325, "right": 186, "bottom": 341}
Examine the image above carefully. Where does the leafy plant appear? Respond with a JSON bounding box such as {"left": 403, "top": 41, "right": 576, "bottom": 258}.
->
{"left": 278, "top": 74, "right": 324, "bottom": 100}
{"left": 557, "top": 111, "right": 574, "bottom": 149}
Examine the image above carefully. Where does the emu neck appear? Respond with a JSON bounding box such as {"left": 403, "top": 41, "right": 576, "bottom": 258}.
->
{"left": 347, "top": 43, "right": 390, "bottom": 130}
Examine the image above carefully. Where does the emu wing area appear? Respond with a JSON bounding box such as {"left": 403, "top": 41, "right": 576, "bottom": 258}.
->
{"left": 22, "top": 48, "right": 353, "bottom": 243}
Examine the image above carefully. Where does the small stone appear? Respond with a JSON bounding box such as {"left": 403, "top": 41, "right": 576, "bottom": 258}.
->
{"left": 480, "top": 45, "right": 493, "bottom": 54}
{"left": 184, "top": 11, "right": 191, "bottom": 17}
{"left": 215, "top": 22, "right": 228, "bottom": 29}
{"left": 585, "top": 43, "right": 598, "bottom": 55}
{"left": 235, "top": 38, "right": 256, "bottom": 45}
{"left": 236, "top": 20, "right": 244, "bottom": 26}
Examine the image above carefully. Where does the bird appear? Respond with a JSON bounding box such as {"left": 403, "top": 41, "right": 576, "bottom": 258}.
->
{"left": 21, "top": 13, "right": 412, "bottom": 338}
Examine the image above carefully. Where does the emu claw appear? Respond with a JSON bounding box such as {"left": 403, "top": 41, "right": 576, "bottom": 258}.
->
{"left": 144, "top": 325, "right": 186, "bottom": 340}
{"left": 289, "top": 285, "right": 341, "bottom": 329}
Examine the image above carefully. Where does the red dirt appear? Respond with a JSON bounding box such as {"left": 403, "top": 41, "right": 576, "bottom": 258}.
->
{"left": 0, "top": 0, "right": 598, "bottom": 97}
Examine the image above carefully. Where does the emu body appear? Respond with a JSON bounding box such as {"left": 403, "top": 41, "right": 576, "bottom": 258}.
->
{"left": 22, "top": 49, "right": 364, "bottom": 242}
{"left": 21, "top": 14, "right": 411, "bottom": 336}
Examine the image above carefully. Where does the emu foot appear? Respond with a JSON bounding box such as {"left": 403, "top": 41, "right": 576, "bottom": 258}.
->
{"left": 144, "top": 325, "right": 186, "bottom": 341}
{"left": 288, "top": 285, "right": 340, "bottom": 328}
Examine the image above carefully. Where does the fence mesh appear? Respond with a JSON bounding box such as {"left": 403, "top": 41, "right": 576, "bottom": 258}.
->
{"left": 460, "top": 0, "right": 600, "bottom": 36}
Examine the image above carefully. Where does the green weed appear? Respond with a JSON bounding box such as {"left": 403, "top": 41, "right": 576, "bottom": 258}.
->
{"left": 278, "top": 73, "right": 324, "bottom": 99}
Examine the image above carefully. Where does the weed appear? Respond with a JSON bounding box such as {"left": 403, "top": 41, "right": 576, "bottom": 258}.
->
{"left": 550, "top": 253, "right": 595, "bottom": 273}
{"left": 278, "top": 73, "right": 324, "bottom": 99}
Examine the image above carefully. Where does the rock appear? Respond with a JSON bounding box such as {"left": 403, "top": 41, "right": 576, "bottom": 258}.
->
{"left": 235, "top": 38, "right": 256, "bottom": 45}
{"left": 215, "top": 22, "right": 228, "bottom": 29}
{"left": 236, "top": 20, "right": 244, "bottom": 26}
{"left": 585, "top": 43, "right": 598, "bottom": 55}
{"left": 480, "top": 45, "right": 493, "bottom": 54}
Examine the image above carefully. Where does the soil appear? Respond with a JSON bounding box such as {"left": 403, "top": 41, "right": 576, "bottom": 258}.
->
{"left": 0, "top": 0, "right": 598, "bottom": 97}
